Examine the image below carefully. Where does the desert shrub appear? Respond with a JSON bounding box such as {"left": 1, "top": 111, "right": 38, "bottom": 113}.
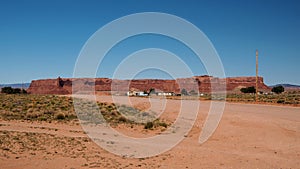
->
{"left": 284, "top": 101, "right": 292, "bottom": 104}
{"left": 110, "top": 110, "right": 119, "bottom": 116}
{"left": 142, "top": 112, "right": 149, "bottom": 117}
{"left": 118, "top": 116, "right": 127, "bottom": 123}
{"left": 277, "top": 99, "right": 285, "bottom": 104}
{"left": 158, "top": 122, "right": 168, "bottom": 128}
{"left": 38, "top": 116, "right": 48, "bottom": 121}
{"left": 26, "top": 112, "right": 39, "bottom": 119}
{"left": 144, "top": 121, "right": 154, "bottom": 129}
{"left": 67, "top": 114, "right": 77, "bottom": 120}
{"left": 55, "top": 113, "right": 65, "bottom": 120}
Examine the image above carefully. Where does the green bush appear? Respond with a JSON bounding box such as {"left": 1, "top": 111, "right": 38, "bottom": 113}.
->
{"left": 277, "top": 99, "right": 285, "bottom": 104}
{"left": 272, "top": 86, "right": 285, "bottom": 94}
{"left": 240, "top": 86, "right": 256, "bottom": 93}
{"left": 144, "top": 121, "right": 154, "bottom": 129}
{"left": 118, "top": 116, "right": 127, "bottom": 123}
{"left": 1, "top": 87, "right": 26, "bottom": 94}
{"left": 55, "top": 113, "right": 65, "bottom": 120}
{"left": 158, "top": 122, "right": 168, "bottom": 128}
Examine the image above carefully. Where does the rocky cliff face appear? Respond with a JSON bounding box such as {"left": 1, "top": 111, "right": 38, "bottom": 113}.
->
{"left": 27, "top": 76, "right": 270, "bottom": 95}
{"left": 27, "top": 78, "right": 70, "bottom": 94}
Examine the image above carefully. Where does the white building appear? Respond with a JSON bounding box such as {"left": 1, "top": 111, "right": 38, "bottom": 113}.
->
{"left": 156, "top": 92, "right": 174, "bottom": 96}
{"left": 126, "top": 91, "right": 148, "bottom": 96}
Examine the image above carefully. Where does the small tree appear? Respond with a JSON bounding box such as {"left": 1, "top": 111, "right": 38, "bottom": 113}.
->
{"left": 13, "top": 88, "right": 21, "bottom": 94}
{"left": 272, "top": 85, "right": 284, "bottom": 94}
{"left": 21, "top": 89, "right": 27, "bottom": 94}
{"left": 240, "top": 86, "right": 256, "bottom": 93}
{"left": 181, "top": 88, "right": 188, "bottom": 95}
{"left": 1, "top": 87, "right": 26, "bottom": 94}
{"left": 1, "top": 87, "right": 14, "bottom": 94}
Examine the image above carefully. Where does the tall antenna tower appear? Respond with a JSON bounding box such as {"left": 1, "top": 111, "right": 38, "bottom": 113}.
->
{"left": 256, "top": 49, "right": 259, "bottom": 102}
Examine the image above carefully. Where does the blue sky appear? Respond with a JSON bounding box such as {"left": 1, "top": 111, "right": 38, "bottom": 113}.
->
{"left": 0, "top": 0, "right": 299, "bottom": 85}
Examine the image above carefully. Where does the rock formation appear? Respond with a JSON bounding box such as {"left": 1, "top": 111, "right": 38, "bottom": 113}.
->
{"left": 27, "top": 76, "right": 270, "bottom": 95}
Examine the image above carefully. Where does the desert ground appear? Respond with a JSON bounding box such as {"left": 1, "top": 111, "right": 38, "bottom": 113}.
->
{"left": 0, "top": 95, "right": 299, "bottom": 169}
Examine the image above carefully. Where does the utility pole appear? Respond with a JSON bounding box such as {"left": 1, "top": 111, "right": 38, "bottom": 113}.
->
{"left": 256, "top": 49, "right": 259, "bottom": 102}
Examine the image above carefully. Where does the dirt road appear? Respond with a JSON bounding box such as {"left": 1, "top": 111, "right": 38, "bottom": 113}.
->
{"left": 0, "top": 96, "right": 299, "bottom": 168}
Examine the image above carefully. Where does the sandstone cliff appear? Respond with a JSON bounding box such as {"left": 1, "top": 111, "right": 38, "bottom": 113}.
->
{"left": 27, "top": 76, "right": 270, "bottom": 95}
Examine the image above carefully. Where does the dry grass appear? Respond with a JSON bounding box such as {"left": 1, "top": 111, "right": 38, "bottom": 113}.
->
{"left": 0, "top": 94, "right": 76, "bottom": 121}
{"left": 0, "top": 94, "right": 168, "bottom": 129}
{"left": 164, "top": 91, "right": 300, "bottom": 106}
{"left": 226, "top": 91, "right": 300, "bottom": 105}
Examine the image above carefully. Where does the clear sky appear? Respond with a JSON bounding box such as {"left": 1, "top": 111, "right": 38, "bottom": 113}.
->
{"left": 0, "top": 0, "right": 299, "bottom": 85}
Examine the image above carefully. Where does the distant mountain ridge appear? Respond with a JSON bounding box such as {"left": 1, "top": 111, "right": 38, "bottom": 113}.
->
{"left": 0, "top": 83, "right": 30, "bottom": 89}
{"left": 269, "top": 84, "right": 300, "bottom": 90}
{"left": 270, "top": 84, "right": 300, "bottom": 87}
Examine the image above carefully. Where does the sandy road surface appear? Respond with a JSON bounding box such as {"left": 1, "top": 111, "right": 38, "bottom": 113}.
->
{"left": 0, "top": 95, "right": 299, "bottom": 168}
